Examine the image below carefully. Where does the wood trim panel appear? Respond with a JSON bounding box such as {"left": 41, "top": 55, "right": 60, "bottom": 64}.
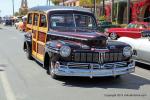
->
{"left": 37, "top": 44, "right": 45, "bottom": 55}
{"left": 36, "top": 53, "right": 44, "bottom": 62}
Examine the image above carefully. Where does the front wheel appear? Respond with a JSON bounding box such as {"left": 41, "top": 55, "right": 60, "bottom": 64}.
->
{"left": 109, "top": 32, "right": 118, "bottom": 40}
{"left": 48, "top": 58, "right": 59, "bottom": 79}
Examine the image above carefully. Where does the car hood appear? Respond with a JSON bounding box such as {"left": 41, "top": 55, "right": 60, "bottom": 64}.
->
{"left": 48, "top": 30, "right": 107, "bottom": 48}
{"left": 48, "top": 30, "right": 107, "bottom": 41}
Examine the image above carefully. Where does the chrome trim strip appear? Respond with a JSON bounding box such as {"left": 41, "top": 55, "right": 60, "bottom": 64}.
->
{"left": 67, "top": 61, "right": 129, "bottom": 69}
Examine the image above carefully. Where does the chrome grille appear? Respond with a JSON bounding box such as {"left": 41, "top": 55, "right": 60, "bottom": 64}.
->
{"left": 73, "top": 51, "right": 124, "bottom": 63}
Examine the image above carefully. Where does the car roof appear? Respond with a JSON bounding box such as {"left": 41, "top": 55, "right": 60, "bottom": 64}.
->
{"left": 29, "top": 6, "right": 92, "bottom": 13}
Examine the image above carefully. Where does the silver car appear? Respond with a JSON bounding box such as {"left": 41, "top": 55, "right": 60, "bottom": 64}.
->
{"left": 118, "top": 31, "right": 150, "bottom": 65}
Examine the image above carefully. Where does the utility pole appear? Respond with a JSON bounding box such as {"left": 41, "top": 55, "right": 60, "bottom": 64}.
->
{"left": 111, "top": 0, "right": 114, "bottom": 22}
{"left": 12, "top": 0, "right": 14, "bottom": 16}
{"left": 94, "top": 0, "right": 96, "bottom": 16}
{"left": 127, "top": 0, "right": 130, "bottom": 24}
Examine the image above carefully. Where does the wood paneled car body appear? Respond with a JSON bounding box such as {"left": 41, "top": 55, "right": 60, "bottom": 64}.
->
{"left": 23, "top": 6, "right": 135, "bottom": 79}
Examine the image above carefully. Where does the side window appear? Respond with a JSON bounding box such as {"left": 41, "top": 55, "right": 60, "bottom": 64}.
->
{"left": 27, "top": 14, "right": 32, "bottom": 24}
{"left": 33, "top": 14, "right": 39, "bottom": 26}
{"left": 40, "top": 14, "right": 47, "bottom": 27}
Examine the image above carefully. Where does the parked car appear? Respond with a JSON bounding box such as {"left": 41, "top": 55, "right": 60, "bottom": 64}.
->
{"left": 14, "top": 20, "right": 20, "bottom": 29}
{"left": 3, "top": 19, "right": 13, "bottom": 26}
{"left": 18, "top": 16, "right": 27, "bottom": 31}
{"left": 98, "top": 21, "right": 120, "bottom": 32}
{"left": 105, "top": 22, "right": 150, "bottom": 40}
{"left": 23, "top": 6, "right": 135, "bottom": 79}
{"left": 118, "top": 30, "right": 150, "bottom": 65}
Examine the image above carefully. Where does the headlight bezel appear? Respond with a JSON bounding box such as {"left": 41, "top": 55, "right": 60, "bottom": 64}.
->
{"left": 123, "top": 46, "right": 132, "bottom": 57}
{"left": 60, "top": 46, "right": 71, "bottom": 57}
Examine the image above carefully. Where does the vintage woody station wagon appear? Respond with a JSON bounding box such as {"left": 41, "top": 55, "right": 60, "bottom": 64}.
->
{"left": 23, "top": 6, "right": 135, "bottom": 79}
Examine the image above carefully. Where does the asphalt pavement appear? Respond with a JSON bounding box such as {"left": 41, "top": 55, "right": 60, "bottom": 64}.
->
{"left": 0, "top": 25, "right": 150, "bottom": 100}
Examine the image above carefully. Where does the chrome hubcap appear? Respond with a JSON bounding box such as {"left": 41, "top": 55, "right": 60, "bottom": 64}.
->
{"left": 110, "top": 33, "right": 117, "bottom": 40}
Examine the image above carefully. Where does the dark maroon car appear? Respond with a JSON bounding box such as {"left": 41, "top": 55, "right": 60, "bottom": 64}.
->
{"left": 23, "top": 6, "right": 135, "bottom": 79}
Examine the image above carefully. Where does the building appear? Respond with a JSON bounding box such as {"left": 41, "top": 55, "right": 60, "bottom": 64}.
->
{"left": 62, "top": 0, "right": 150, "bottom": 24}
{"left": 104, "top": 0, "right": 150, "bottom": 24}
{"left": 60, "top": 0, "right": 80, "bottom": 6}
{"left": 19, "top": 0, "right": 28, "bottom": 15}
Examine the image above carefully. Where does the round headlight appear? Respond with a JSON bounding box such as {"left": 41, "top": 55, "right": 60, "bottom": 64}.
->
{"left": 123, "top": 46, "right": 132, "bottom": 57}
{"left": 60, "top": 46, "right": 71, "bottom": 57}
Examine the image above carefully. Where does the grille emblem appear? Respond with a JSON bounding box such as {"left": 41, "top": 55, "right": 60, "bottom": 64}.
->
{"left": 98, "top": 52, "right": 106, "bottom": 64}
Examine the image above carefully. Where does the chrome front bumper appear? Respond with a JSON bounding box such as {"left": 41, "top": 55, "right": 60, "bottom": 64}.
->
{"left": 53, "top": 61, "right": 135, "bottom": 78}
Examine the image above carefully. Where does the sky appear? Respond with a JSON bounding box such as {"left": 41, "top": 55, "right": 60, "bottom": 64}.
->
{"left": 0, "top": 0, "right": 53, "bottom": 16}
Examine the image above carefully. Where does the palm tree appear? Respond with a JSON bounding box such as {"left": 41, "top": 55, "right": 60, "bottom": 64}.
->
{"left": 80, "top": 0, "right": 102, "bottom": 16}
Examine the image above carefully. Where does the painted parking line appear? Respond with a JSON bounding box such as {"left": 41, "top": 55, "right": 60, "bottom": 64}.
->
{"left": 131, "top": 73, "right": 150, "bottom": 80}
{"left": 0, "top": 72, "right": 16, "bottom": 100}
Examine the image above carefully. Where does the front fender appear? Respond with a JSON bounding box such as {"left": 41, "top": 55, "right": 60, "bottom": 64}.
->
{"left": 45, "top": 41, "right": 61, "bottom": 54}
{"left": 117, "top": 37, "right": 137, "bottom": 49}
{"left": 45, "top": 40, "right": 82, "bottom": 54}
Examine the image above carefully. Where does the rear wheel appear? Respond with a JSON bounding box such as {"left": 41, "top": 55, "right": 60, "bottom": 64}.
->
{"left": 110, "top": 32, "right": 118, "bottom": 40}
{"left": 25, "top": 44, "right": 33, "bottom": 60}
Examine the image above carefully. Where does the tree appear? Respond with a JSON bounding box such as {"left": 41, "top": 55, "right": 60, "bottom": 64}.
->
{"left": 14, "top": 12, "right": 19, "bottom": 16}
{"left": 51, "top": 0, "right": 63, "bottom": 5}
{"left": 80, "top": 0, "right": 101, "bottom": 7}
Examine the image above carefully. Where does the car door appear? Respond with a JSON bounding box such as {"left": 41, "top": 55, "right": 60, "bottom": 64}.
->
{"left": 32, "top": 13, "right": 39, "bottom": 58}
{"left": 116, "top": 23, "right": 135, "bottom": 38}
{"left": 36, "top": 14, "right": 48, "bottom": 62}
{"left": 125, "top": 24, "right": 141, "bottom": 38}
{"left": 136, "top": 38, "right": 150, "bottom": 63}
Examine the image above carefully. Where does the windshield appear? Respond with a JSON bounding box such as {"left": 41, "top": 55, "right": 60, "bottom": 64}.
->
{"left": 100, "top": 21, "right": 112, "bottom": 25}
{"left": 126, "top": 23, "right": 136, "bottom": 28}
{"left": 50, "top": 14, "right": 97, "bottom": 31}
